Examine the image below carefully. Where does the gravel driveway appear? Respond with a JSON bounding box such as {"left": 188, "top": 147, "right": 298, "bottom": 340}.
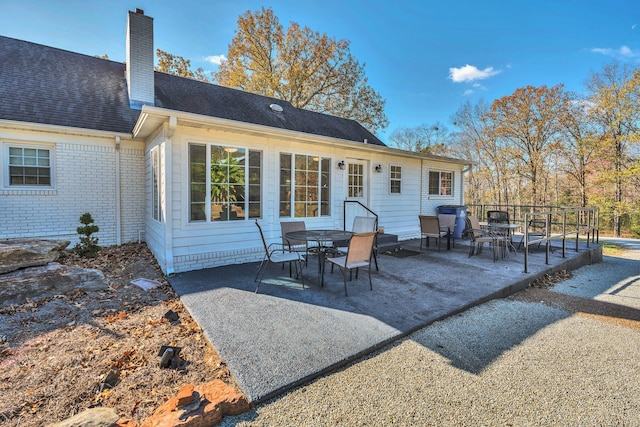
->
{"left": 221, "top": 240, "right": 640, "bottom": 426}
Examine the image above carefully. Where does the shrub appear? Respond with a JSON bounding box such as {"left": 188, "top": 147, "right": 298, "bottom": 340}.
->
{"left": 74, "top": 212, "right": 100, "bottom": 257}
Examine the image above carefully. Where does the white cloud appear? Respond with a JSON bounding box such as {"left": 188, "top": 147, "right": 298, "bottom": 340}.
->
{"left": 448, "top": 64, "right": 501, "bottom": 83}
{"left": 463, "top": 89, "right": 475, "bottom": 96}
{"left": 204, "top": 54, "right": 227, "bottom": 66}
{"left": 590, "top": 45, "right": 640, "bottom": 59}
{"left": 632, "top": 24, "right": 637, "bottom": 30}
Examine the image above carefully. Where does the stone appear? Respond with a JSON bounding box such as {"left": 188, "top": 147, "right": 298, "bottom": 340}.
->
{"left": 0, "top": 262, "right": 107, "bottom": 307}
{"left": 176, "top": 384, "right": 195, "bottom": 407}
{"left": 47, "top": 407, "right": 120, "bottom": 427}
{"left": 141, "top": 380, "right": 250, "bottom": 427}
{"left": 0, "top": 238, "right": 69, "bottom": 274}
{"left": 115, "top": 418, "right": 137, "bottom": 427}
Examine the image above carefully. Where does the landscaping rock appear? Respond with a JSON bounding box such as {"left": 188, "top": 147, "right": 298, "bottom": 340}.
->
{"left": 141, "top": 380, "right": 250, "bottom": 427}
{"left": 0, "top": 238, "right": 69, "bottom": 274}
{"left": 0, "top": 262, "right": 107, "bottom": 307}
{"left": 47, "top": 407, "right": 120, "bottom": 427}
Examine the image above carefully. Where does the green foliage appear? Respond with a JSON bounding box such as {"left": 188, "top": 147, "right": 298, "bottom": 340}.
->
{"left": 74, "top": 212, "right": 100, "bottom": 257}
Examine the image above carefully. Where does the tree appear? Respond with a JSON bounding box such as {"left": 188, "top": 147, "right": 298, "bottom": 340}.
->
{"left": 389, "top": 122, "right": 450, "bottom": 155}
{"left": 489, "top": 85, "right": 567, "bottom": 206}
{"left": 74, "top": 212, "right": 100, "bottom": 257}
{"left": 586, "top": 62, "right": 640, "bottom": 236}
{"left": 556, "top": 91, "right": 598, "bottom": 207}
{"left": 155, "top": 49, "right": 212, "bottom": 83}
{"left": 214, "top": 7, "right": 388, "bottom": 134}
{"left": 451, "top": 100, "right": 516, "bottom": 206}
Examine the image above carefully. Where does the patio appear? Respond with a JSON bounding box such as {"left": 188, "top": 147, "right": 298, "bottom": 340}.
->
{"left": 168, "top": 237, "right": 601, "bottom": 403}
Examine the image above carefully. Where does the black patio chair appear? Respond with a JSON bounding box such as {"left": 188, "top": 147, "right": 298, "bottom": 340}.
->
{"left": 255, "top": 221, "right": 305, "bottom": 293}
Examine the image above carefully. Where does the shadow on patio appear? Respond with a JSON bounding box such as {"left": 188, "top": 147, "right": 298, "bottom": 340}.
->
{"left": 168, "top": 238, "right": 601, "bottom": 403}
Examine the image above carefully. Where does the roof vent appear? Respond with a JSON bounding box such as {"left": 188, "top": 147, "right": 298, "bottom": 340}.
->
{"left": 270, "top": 103, "right": 283, "bottom": 113}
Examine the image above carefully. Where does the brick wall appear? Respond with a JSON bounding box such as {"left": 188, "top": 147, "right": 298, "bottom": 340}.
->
{"left": 1, "top": 138, "right": 145, "bottom": 247}
{"left": 120, "top": 145, "right": 146, "bottom": 243}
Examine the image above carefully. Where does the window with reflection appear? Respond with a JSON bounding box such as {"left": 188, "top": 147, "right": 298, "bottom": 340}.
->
{"left": 8, "top": 146, "right": 51, "bottom": 186}
{"left": 279, "top": 153, "right": 330, "bottom": 217}
{"left": 151, "top": 145, "right": 163, "bottom": 222}
{"left": 390, "top": 165, "right": 401, "bottom": 194}
{"left": 428, "top": 170, "right": 453, "bottom": 196}
{"left": 189, "top": 144, "right": 261, "bottom": 222}
{"left": 348, "top": 163, "right": 364, "bottom": 198}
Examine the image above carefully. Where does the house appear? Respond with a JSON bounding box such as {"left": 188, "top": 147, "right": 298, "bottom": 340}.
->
{"left": 0, "top": 9, "right": 472, "bottom": 274}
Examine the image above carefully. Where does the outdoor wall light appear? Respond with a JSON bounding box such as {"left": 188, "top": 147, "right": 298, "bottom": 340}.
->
{"left": 374, "top": 164, "right": 382, "bottom": 173}
{"left": 337, "top": 161, "right": 345, "bottom": 170}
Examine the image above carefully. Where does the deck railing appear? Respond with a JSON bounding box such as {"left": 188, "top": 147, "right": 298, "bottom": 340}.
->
{"left": 343, "top": 200, "right": 378, "bottom": 231}
{"left": 467, "top": 204, "right": 599, "bottom": 273}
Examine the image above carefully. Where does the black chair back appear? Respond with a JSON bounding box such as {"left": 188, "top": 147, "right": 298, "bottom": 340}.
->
{"left": 487, "top": 210, "right": 509, "bottom": 224}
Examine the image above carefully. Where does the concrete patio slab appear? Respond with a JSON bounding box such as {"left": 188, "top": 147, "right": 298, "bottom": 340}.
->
{"left": 168, "top": 238, "right": 601, "bottom": 403}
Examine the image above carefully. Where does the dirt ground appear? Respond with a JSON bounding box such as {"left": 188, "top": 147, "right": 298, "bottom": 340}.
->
{"left": 0, "top": 243, "right": 238, "bottom": 426}
{"left": 2, "top": 242, "right": 635, "bottom": 426}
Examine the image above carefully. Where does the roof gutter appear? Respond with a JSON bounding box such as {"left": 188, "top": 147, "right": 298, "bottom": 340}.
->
{"left": 134, "top": 106, "right": 474, "bottom": 167}
{"left": 0, "top": 119, "right": 132, "bottom": 140}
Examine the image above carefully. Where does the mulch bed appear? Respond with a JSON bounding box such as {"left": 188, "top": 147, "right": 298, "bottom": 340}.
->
{"left": 0, "top": 242, "right": 238, "bottom": 427}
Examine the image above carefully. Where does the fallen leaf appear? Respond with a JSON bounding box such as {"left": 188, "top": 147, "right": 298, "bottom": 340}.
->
{"left": 106, "top": 311, "right": 128, "bottom": 323}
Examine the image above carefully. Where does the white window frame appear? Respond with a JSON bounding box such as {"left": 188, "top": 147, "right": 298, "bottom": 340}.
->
{"left": 347, "top": 162, "right": 365, "bottom": 198}
{"left": 279, "top": 153, "right": 331, "bottom": 218}
{"left": 389, "top": 164, "right": 402, "bottom": 194}
{"left": 428, "top": 170, "right": 454, "bottom": 196}
{"left": 188, "top": 143, "right": 262, "bottom": 223}
{"left": 151, "top": 145, "right": 163, "bottom": 222}
{"left": 3, "top": 142, "right": 55, "bottom": 188}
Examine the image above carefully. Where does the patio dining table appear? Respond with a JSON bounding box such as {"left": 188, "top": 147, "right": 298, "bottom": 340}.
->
{"left": 480, "top": 222, "right": 521, "bottom": 254}
{"left": 285, "top": 229, "right": 354, "bottom": 287}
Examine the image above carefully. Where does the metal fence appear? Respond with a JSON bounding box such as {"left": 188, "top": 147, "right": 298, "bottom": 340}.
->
{"left": 467, "top": 204, "right": 599, "bottom": 273}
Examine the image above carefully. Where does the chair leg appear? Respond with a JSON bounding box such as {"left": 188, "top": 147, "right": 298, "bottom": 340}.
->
{"left": 255, "top": 260, "right": 271, "bottom": 293}
{"left": 295, "top": 259, "right": 306, "bottom": 289}
{"left": 341, "top": 267, "right": 349, "bottom": 296}
{"left": 372, "top": 249, "right": 379, "bottom": 271}
{"left": 255, "top": 256, "right": 268, "bottom": 282}
{"left": 368, "top": 265, "right": 373, "bottom": 291}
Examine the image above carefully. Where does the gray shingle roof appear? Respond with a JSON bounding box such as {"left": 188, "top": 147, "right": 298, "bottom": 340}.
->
{"left": 0, "top": 36, "right": 140, "bottom": 133}
{"left": 0, "top": 36, "right": 385, "bottom": 146}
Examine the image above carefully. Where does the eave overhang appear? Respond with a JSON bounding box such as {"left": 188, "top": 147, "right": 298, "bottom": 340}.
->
{"left": 132, "top": 106, "right": 474, "bottom": 167}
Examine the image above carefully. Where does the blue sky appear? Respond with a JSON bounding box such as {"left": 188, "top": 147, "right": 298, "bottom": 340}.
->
{"left": 2, "top": 0, "right": 639, "bottom": 142}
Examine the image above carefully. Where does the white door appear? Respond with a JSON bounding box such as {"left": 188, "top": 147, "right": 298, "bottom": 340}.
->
{"left": 344, "top": 160, "right": 369, "bottom": 229}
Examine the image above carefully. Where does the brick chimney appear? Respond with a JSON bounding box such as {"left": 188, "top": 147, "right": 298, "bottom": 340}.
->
{"left": 126, "top": 8, "right": 154, "bottom": 109}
